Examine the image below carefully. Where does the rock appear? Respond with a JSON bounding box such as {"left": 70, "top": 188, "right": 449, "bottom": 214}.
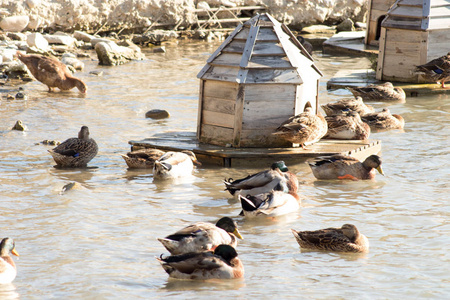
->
{"left": 145, "top": 109, "right": 170, "bottom": 119}
{"left": 91, "top": 37, "right": 114, "bottom": 48}
{"left": 61, "top": 53, "right": 84, "bottom": 70}
{"left": 73, "top": 31, "right": 96, "bottom": 43}
{"left": 0, "top": 16, "right": 30, "bottom": 32}
{"left": 12, "top": 120, "right": 27, "bottom": 131}
{"left": 89, "top": 70, "right": 103, "bottom": 76}
{"left": 1, "top": 48, "right": 17, "bottom": 62}
{"left": 7, "top": 32, "right": 27, "bottom": 41}
{"left": 44, "top": 33, "right": 77, "bottom": 47}
{"left": 133, "top": 30, "right": 178, "bottom": 45}
{"left": 27, "top": 15, "right": 42, "bottom": 30}
{"left": 301, "top": 25, "right": 336, "bottom": 34}
{"left": 41, "top": 139, "right": 60, "bottom": 145}
{"left": 336, "top": 18, "right": 355, "bottom": 32}
{"left": 26, "top": 0, "right": 41, "bottom": 9}
{"left": 95, "top": 41, "right": 145, "bottom": 66}
{"left": 152, "top": 46, "right": 166, "bottom": 53}
{"left": 27, "top": 32, "right": 49, "bottom": 51}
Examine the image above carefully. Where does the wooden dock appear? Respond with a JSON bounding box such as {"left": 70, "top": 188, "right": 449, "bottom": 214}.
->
{"left": 129, "top": 131, "right": 381, "bottom": 167}
{"left": 322, "top": 31, "right": 378, "bottom": 57}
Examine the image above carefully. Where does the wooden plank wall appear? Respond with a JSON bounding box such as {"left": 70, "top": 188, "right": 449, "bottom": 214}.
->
{"left": 426, "top": 29, "right": 450, "bottom": 62}
{"left": 366, "top": 0, "right": 397, "bottom": 44}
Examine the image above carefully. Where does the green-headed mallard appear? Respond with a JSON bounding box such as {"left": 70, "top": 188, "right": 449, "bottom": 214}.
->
{"left": 321, "top": 96, "right": 374, "bottom": 117}
{"left": 224, "top": 161, "right": 299, "bottom": 199}
{"left": 239, "top": 189, "right": 301, "bottom": 218}
{"left": 347, "top": 82, "right": 406, "bottom": 102}
{"left": 0, "top": 237, "right": 19, "bottom": 284}
{"left": 415, "top": 52, "right": 450, "bottom": 88}
{"left": 157, "top": 244, "right": 244, "bottom": 280}
{"left": 291, "top": 224, "right": 369, "bottom": 253}
{"left": 157, "top": 217, "right": 243, "bottom": 255}
{"left": 324, "top": 111, "right": 371, "bottom": 140}
{"left": 48, "top": 126, "right": 98, "bottom": 168}
{"left": 273, "top": 107, "right": 328, "bottom": 149}
{"left": 308, "top": 154, "right": 384, "bottom": 180}
{"left": 16, "top": 51, "right": 87, "bottom": 93}
{"left": 153, "top": 150, "right": 201, "bottom": 179}
{"left": 120, "top": 148, "right": 165, "bottom": 169}
{"left": 361, "top": 108, "right": 404, "bottom": 131}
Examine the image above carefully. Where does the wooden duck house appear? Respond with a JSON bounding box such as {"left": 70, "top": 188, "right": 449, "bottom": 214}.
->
{"left": 196, "top": 13, "right": 323, "bottom": 148}
{"left": 365, "top": 0, "right": 398, "bottom": 45}
{"left": 376, "top": 0, "right": 450, "bottom": 82}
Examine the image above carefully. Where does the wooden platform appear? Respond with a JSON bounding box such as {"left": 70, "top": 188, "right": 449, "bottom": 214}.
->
{"left": 322, "top": 31, "right": 378, "bottom": 56}
{"left": 129, "top": 131, "right": 382, "bottom": 167}
{"left": 327, "top": 69, "right": 450, "bottom": 97}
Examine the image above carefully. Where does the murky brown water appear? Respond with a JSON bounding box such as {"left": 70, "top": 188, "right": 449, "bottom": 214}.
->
{"left": 0, "top": 40, "right": 449, "bottom": 299}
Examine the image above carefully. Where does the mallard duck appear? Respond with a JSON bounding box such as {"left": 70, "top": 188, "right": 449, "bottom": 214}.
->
{"left": 0, "top": 237, "right": 19, "bottom": 284}
{"left": 273, "top": 107, "right": 328, "bottom": 149}
{"left": 415, "top": 52, "right": 450, "bottom": 88}
{"left": 157, "top": 244, "right": 244, "bottom": 280}
{"left": 347, "top": 82, "right": 406, "bottom": 102}
{"left": 291, "top": 224, "right": 369, "bottom": 253}
{"left": 16, "top": 51, "right": 87, "bottom": 93}
{"left": 308, "top": 154, "right": 384, "bottom": 180}
{"left": 120, "top": 148, "right": 165, "bottom": 169}
{"left": 157, "top": 217, "right": 243, "bottom": 255}
{"left": 324, "top": 111, "right": 371, "bottom": 140}
{"left": 48, "top": 126, "right": 98, "bottom": 168}
{"left": 239, "top": 190, "right": 301, "bottom": 218}
{"left": 224, "top": 161, "right": 298, "bottom": 199}
{"left": 321, "top": 96, "right": 374, "bottom": 117}
{"left": 361, "top": 108, "right": 405, "bottom": 130}
{"left": 153, "top": 150, "right": 201, "bottom": 179}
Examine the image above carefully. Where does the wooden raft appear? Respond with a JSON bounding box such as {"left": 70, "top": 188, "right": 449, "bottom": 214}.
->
{"left": 128, "top": 131, "right": 382, "bottom": 167}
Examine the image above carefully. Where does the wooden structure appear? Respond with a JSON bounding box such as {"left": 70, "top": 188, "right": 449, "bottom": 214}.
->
{"left": 129, "top": 132, "right": 382, "bottom": 167}
{"left": 376, "top": 0, "right": 450, "bottom": 82}
{"left": 196, "top": 13, "right": 323, "bottom": 148}
{"left": 365, "top": 0, "right": 398, "bottom": 45}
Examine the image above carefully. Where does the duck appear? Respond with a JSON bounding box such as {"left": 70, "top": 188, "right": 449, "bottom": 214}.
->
{"left": 0, "top": 237, "right": 19, "bottom": 284}
{"left": 16, "top": 51, "right": 87, "bottom": 93}
{"left": 48, "top": 126, "right": 98, "bottom": 168}
{"left": 157, "top": 244, "right": 244, "bottom": 280}
{"left": 153, "top": 150, "right": 201, "bottom": 179}
{"left": 224, "top": 161, "right": 298, "bottom": 199}
{"left": 273, "top": 107, "right": 328, "bottom": 149}
{"left": 157, "top": 217, "right": 243, "bottom": 255}
{"left": 415, "top": 52, "right": 450, "bottom": 88}
{"left": 291, "top": 224, "right": 369, "bottom": 253}
{"left": 297, "top": 35, "right": 313, "bottom": 56}
{"left": 238, "top": 189, "right": 301, "bottom": 218}
{"left": 361, "top": 108, "right": 405, "bottom": 131}
{"left": 347, "top": 82, "right": 406, "bottom": 102}
{"left": 324, "top": 111, "right": 371, "bottom": 140}
{"left": 308, "top": 154, "right": 384, "bottom": 180}
{"left": 321, "top": 96, "right": 375, "bottom": 117}
{"left": 120, "top": 148, "right": 165, "bottom": 169}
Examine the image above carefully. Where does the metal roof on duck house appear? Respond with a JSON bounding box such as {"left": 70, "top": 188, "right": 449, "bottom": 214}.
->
{"left": 382, "top": 0, "right": 450, "bottom": 30}
{"left": 197, "top": 13, "right": 323, "bottom": 84}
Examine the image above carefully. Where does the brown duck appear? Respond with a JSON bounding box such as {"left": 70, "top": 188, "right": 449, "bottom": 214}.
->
{"left": 16, "top": 51, "right": 87, "bottom": 93}
{"left": 361, "top": 108, "right": 405, "bottom": 131}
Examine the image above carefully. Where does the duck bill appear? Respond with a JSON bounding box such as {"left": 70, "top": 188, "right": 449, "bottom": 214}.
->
{"left": 233, "top": 228, "right": 244, "bottom": 240}
{"left": 376, "top": 165, "right": 385, "bottom": 176}
{"left": 11, "top": 248, "right": 19, "bottom": 256}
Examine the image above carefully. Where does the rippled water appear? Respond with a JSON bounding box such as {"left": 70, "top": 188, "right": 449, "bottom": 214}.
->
{"left": 1, "top": 40, "right": 449, "bottom": 299}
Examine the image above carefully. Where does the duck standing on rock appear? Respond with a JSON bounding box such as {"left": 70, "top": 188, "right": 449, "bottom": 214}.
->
{"left": 0, "top": 237, "right": 19, "bottom": 284}
{"left": 361, "top": 108, "right": 405, "bottom": 131}
{"left": 16, "top": 51, "right": 87, "bottom": 93}
{"left": 291, "top": 224, "right": 369, "bottom": 253}
{"left": 414, "top": 52, "right": 450, "bottom": 88}
{"left": 347, "top": 82, "right": 406, "bottom": 102}
{"left": 48, "top": 126, "right": 98, "bottom": 168}
{"left": 273, "top": 107, "right": 328, "bottom": 149}
{"left": 324, "top": 111, "right": 371, "bottom": 140}
{"left": 157, "top": 244, "right": 244, "bottom": 280}
{"left": 157, "top": 217, "right": 243, "bottom": 255}
{"left": 224, "top": 161, "right": 298, "bottom": 200}
{"left": 308, "top": 154, "right": 384, "bottom": 180}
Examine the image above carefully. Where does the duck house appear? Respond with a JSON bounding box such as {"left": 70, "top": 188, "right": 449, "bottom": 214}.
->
{"left": 196, "top": 13, "right": 323, "bottom": 148}
{"left": 376, "top": 0, "right": 450, "bottom": 82}
{"left": 365, "top": 0, "right": 398, "bottom": 45}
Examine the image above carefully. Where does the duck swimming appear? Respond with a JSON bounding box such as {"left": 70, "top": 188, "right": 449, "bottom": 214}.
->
{"left": 48, "top": 126, "right": 98, "bottom": 168}
{"left": 347, "top": 82, "right": 406, "bottom": 102}
{"left": 361, "top": 108, "right": 405, "bottom": 131}
{"left": 157, "top": 244, "right": 244, "bottom": 280}
{"left": 324, "top": 111, "right": 371, "bottom": 140}
{"left": 0, "top": 237, "right": 19, "bottom": 284}
{"left": 153, "top": 150, "right": 201, "bottom": 179}
{"left": 120, "top": 148, "right": 165, "bottom": 169}
{"left": 16, "top": 51, "right": 87, "bottom": 93}
{"left": 291, "top": 224, "right": 369, "bottom": 253}
{"left": 157, "top": 217, "right": 243, "bottom": 255}
{"left": 415, "top": 52, "right": 450, "bottom": 88}
{"left": 239, "top": 189, "right": 301, "bottom": 218}
{"left": 321, "top": 96, "right": 374, "bottom": 117}
{"left": 308, "top": 154, "right": 384, "bottom": 180}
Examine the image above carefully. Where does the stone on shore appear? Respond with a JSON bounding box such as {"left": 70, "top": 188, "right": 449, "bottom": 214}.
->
{"left": 27, "top": 32, "right": 49, "bottom": 51}
{"left": 74, "top": 31, "right": 96, "bottom": 43}
{"left": 61, "top": 53, "right": 84, "bottom": 70}
{"left": 95, "top": 40, "right": 145, "bottom": 66}
{"left": 301, "top": 25, "right": 336, "bottom": 34}
{"left": 44, "top": 33, "right": 77, "bottom": 47}
{"left": 336, "top": 18, "right": 355, "bottom": 32}
{"left": 0, "top": 16, "right": 30, "bottom": 32}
